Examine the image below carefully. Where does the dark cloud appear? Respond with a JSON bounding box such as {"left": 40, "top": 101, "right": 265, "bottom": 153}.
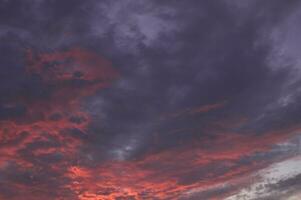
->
{"left": 270, "top": 173, "right": 301, "bottom": 193}
{"left": 0, "top": 0, "right": 301, "bottom": 199}
{"left": 82, "top": 0, "right": 300, "bottom": 160}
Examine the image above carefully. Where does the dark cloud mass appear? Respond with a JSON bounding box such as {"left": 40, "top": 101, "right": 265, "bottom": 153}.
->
{"left": 0, "top": 0, "right": 301, "bottom": 199}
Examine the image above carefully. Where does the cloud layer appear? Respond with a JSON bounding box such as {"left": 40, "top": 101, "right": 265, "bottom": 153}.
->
{"left": 0, "top": 0, "right": 301, "bottom": 199}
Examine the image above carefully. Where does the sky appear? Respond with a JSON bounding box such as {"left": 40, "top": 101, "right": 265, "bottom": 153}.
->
{"left": 0, "top": 0, "right": 301, "bottom": 199}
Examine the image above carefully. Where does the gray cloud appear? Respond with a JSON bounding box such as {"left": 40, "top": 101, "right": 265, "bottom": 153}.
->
{"left": 1, "top": 0, "right": 301, "bottom": 199}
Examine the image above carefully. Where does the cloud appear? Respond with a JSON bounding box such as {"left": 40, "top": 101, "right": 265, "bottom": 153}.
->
{"left": 0, "top": 0, "right": 301, "bottom": 199}
{"left": 224, "top": 156, "right": 301, "bottom": 200}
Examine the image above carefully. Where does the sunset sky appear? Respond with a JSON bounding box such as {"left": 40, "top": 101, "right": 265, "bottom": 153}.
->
{"left": 0, "top": 1, "right": 301, "bottom": 199}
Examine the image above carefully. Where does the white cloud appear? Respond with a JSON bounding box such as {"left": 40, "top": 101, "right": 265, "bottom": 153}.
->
{"left": 225, "top": 156, "right": 301, "bottom": 200}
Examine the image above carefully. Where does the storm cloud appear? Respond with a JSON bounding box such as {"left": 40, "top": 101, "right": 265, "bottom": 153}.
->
{"left": 0, "top": 0, "right": 301, "bottom": 199}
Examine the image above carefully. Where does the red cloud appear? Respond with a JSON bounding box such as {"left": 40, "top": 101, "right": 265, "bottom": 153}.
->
{"left": 64, "top": 119, "right": 301, "bottom": 200}
{"left": 0, "top": 47, "right": 119, "bottom": 181}
{"left": 1, "top": 48, "right": 300, "bottom": 199}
